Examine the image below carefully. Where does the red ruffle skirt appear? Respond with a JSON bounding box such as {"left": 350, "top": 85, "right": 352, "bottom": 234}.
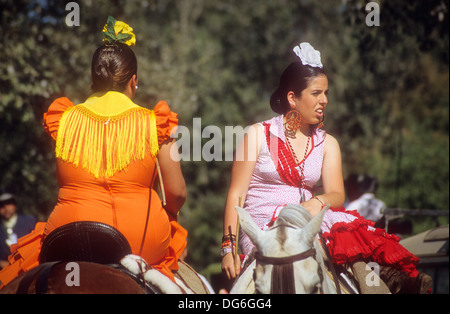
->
{"left": 321, "top": 207, "right": 419, "bottom": 277}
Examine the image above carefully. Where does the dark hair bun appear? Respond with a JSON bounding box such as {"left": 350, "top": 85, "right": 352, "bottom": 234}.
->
{"left": 91, "top": 43, "right": 137, "bottom": 93}
{"left": 269, "top": 87, "right": 284, "bottom": 114}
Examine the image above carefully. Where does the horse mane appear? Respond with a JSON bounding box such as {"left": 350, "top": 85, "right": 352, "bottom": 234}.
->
{"left": 273, "top": 204, "right": 312, "bottom": 229}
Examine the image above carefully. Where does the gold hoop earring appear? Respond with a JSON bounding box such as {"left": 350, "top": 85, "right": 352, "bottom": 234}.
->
{"left": 284, "top": 110, "right": 302, "bottom": 138}
{"left": 316, "top": 114, "right": 325, "bottom": 129}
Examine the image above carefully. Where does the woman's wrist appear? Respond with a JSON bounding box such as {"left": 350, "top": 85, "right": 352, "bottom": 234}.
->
{"left": 221, "top": 248, "right": 233, "bottom": 257}
{"left": 312, "top": 196, "right": 325, "bottom": 207}
{"left": 301, "top": 197, "right": 324, "bottom": 216}
{"left": 221, "top": 234, "right": 236, "bottom": 256}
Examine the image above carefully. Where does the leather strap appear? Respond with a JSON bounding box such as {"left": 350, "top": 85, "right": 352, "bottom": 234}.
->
{"left": 255, "top": 248, "right": 316, "bottom": 266}
{"left": 16, "top": 262, "right": 61, "bottom": 294}
{"left": 319, "top": 233, "right": 342, "bottom": 294}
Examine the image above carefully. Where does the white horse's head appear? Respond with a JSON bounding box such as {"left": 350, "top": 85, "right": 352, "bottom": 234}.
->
{"left": 236, "top": 204, "right": 329, "bottom": 294}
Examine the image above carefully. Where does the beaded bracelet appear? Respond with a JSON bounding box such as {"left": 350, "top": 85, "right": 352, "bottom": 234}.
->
{"left": 221, "top": 234, "right": 236, "bottom": 256}
{"left": 221, "top": 246, "right": 233, "bottom": 256}
{"left": 221, "top": 242, "right": 235, "bottom": 256}
{"left": 221, "top": 239, "right": 233, "bottom": 248}
{"left": 312, "top": 196, "right": 324, "bottom": 207}
{"left": 222, "top": 234, "right": 236, "bottom": 242}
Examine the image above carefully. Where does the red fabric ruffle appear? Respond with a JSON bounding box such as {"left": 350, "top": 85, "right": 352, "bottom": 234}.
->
{"left": 263, "top": 122, "right": 304, "bottom": 187}
{"left": 322, "top": 208, "right": 419, "bottom": 277}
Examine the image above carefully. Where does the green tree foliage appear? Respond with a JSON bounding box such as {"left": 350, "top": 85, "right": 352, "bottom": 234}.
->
{"left": 336, "top": 0, "right": 449, "bottom": 209}
{"left": 1, "top": 0, "right": 448, "bottom": 271}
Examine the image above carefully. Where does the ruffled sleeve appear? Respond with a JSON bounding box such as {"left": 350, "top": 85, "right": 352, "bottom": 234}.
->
{"left": 43, "top": 97, "right": 75, "bottom": 140}
{"left": 154, "top": 101, "right": 179, "bottom": 145}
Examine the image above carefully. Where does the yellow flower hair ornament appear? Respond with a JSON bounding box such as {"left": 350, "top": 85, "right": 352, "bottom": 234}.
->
{"left": 102, "top": 16, "right": 136, "bottom": 46}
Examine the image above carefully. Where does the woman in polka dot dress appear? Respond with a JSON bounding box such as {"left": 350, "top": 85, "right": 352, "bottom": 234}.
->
{"left": 221, "top": 42, "right": 432, "bottom": 294}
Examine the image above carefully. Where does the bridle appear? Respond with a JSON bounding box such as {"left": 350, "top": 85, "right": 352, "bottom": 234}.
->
{"left": 255, "top": 248, "right": 316, "bottom": 266}
{"left": 254, "top": 247, "right": 323, "bottom": 294}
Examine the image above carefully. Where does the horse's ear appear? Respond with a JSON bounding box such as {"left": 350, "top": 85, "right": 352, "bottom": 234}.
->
{"left": 300, "top": 204, "right": 329, "bottom": 246}
{"left": 235, "top": 206, "right": 264, "bottom": 249}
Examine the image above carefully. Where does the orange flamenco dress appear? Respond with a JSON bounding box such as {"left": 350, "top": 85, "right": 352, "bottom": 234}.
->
{"left": 0, "top": 91, "right": 187, "bottom": 288}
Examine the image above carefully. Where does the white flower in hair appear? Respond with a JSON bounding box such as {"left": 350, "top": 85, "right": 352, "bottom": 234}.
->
{"left": 293, "top": 42, "right": 323, "bottom": 68}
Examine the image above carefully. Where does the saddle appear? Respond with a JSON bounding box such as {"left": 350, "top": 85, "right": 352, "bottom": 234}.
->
{"left": 39, "top": 221, "right": 131, "bottom": 264}
{"left": 16, "top": 221, "right": 157, "bottom": 294}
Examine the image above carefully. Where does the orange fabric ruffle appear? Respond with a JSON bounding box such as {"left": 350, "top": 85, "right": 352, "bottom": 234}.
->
{"left": 43, "top": 97, "right": 75, "bottom": 140}
{"left": 154, "top": 101, "right": 178, "bottom": 145}
{"left": 0, "top": 222, "right": 46, "bottom": 289}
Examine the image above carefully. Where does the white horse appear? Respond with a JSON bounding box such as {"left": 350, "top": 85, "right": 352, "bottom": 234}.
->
{"left": 231, "top": 204, "right": 340, "bottom": 294}
{"left": 120, "top": 255, "right": 215, "bottom": 294}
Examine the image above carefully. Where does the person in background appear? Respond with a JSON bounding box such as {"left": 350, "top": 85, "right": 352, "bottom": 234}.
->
{"left": 345, "top": 174, "right": 386, "bottom": 228}
{"left": 0, "top": 193, "right": 36, "bottom": 269}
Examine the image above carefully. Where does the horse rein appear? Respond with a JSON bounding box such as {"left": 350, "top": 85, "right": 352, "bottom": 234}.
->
{"left": 254, "top": 247, "right": 324, "bottom": 294}
{"left": 255, "top": 248, "right": 316, "bottom": 266}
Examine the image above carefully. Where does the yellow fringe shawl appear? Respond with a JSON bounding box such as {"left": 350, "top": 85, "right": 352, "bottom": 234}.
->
{"left": 55, "top": 105, "right": 159, "bottom": 178}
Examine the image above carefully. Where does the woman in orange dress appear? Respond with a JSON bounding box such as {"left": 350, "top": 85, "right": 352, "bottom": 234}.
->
{"left": 0, "top": 17, "right": 187, "bottom": 288}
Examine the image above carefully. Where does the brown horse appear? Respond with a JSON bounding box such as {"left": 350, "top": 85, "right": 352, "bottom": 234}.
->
{"left": 0, "top": 261, "right": 151, "bottom": 294}
{"left": 1, "top": 259, "right": 212, "bottom": 294}
{"left": 0, "top": 221, "right": 212, "bottom": 294}
{"left": 1, "top": 221, "right": 157, "bottom": 294}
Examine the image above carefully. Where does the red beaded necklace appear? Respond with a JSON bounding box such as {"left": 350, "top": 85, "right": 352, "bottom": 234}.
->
{"left": 285, "top": 127, "right": 312, "bottom": 202}
{"left": 262, "top": 122, "right": 312, "bottom": 202}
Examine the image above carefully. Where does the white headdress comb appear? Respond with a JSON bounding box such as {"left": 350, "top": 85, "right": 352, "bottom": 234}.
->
{"left": 293, "top": 42, "right": 323, "bottom": 68}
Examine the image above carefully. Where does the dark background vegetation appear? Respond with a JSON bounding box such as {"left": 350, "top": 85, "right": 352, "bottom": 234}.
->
{"left": 1, "top": 0, "right": 448, "bottom": 278}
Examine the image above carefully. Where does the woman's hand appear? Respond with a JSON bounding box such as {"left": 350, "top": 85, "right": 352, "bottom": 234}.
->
{"left": 221, "top": 252, "right": 241, "bottom": 280}
{"left": 301, "top": 198, "right": 323, "bottom": 217}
